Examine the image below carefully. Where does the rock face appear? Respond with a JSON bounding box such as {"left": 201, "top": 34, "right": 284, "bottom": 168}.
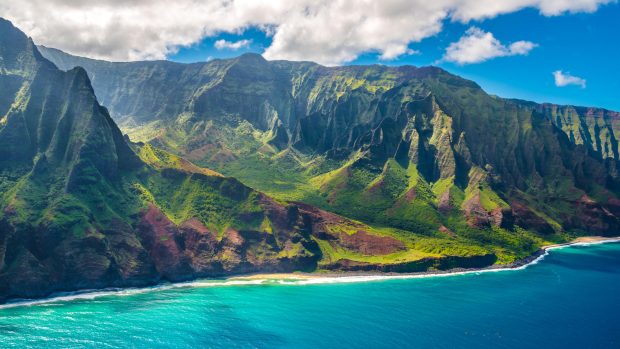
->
{"left": 38, "top": 42, "right": 620, "bottom": 241}
{"left": 39, "top": 45, "right": 620, "bottom": 161}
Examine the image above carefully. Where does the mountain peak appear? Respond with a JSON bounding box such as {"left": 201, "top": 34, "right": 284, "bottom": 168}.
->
{"left": 235, "top": 52, "right": 267, "bottom": 64}
{"left": 0, "top": 17, "right": 17, "bottom": 31}
{"left": 0, "top": 17, "right": 140, "bottom": 178}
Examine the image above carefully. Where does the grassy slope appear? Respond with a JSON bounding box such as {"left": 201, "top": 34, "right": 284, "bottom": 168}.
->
{"left": 130, "top": 121, "right": 557, "bottom": 264}
{"left": 152, "top": 145, "right": 541, "bottom": 266}
{"left": 36, "top": 45, "right": 619, "bottom": 265}
{"left": 134, "top": 145, "right": 510, "bottom": 266}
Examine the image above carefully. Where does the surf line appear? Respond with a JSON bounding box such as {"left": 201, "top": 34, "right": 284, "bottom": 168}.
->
{"left": 1, "top": 237, "right": 619, "bottom": 310}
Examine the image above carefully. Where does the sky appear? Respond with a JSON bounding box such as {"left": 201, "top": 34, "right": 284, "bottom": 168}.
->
{"left": 1, "top": 0, "right": 618, "bottom": 110}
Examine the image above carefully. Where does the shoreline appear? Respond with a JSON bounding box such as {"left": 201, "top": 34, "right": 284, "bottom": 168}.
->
{"left": 228, "top": 236, "right": 620, "bottom": 282}
{"left": 2, "top": 236, "right": 619, "bottom": 309}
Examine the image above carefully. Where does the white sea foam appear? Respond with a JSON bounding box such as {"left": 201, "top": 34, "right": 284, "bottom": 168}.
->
{"left": 1, "top": 238, "right": 618, "bottom": 310}
{"left": 0, "top": 280, "right": 271, "bottom": 310}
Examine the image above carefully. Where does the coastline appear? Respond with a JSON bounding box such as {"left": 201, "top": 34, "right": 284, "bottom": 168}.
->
{"left": 2, "top": 236, "right": 619, "bottom": 309}
{"left": 229, "top": 236, "right": 620, "bottom": 282}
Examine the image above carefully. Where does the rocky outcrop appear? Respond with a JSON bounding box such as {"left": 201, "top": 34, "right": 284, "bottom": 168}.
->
{"left": 323, "top": 253, "right": 498, "bottom": 273}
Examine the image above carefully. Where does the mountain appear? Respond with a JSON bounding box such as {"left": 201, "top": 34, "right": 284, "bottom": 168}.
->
{"left": 38, "top": 45, "right": 620, "bottom": 246}
{"left": 2, "top": 17, "right": 618, "bottom": 302}
{"left": 2, "top": 19, "right": 503, "bottom": 303}
{"left": 38, "top": 46, "right": 620, "bottom": 160}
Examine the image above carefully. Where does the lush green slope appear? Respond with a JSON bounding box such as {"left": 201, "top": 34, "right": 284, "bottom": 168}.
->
{"left": 39, "top": 44, "right": 620, "bottom": 245}
{"left": 2, "top": 19, "right": 615, "bottom": 304}
{"left": 1, "top": 19, "right": 513, "bottom": 302}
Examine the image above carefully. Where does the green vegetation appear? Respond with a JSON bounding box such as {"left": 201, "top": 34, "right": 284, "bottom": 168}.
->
{"left": 2, "top": 17, "right": 620, "bottom": 303}
{"left": 36, "top": 43, "right": 620, "bottom": 267}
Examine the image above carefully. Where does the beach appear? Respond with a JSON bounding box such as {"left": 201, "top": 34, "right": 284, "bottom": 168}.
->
{"left": 2, "top": 236, "right": 620, "bottom": 309}
{"left": 3, "top": 239, "right": 620, "bottom": 348}
{"left": 228, "top": 236, "right": 620, "bottom": 282}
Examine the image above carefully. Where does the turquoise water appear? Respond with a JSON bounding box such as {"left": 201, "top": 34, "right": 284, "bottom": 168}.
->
{"left": 1, "top": 242, "right": 620, "bottom": 348}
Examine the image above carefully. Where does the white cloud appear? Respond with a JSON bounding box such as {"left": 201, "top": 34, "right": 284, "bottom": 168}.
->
{"left": 442, "top": 27, "right": 537, "bottom": 65}
{"left": 0, "top": 0, "right": 613, "bottom": 65}
{"left": 508, "top": 40, "right": 538, "bottom": 55}
{"left": 553, "top": 70, "right": 586, "bottom": 88}
{"left": 379, "top": 46, "right": 419, "bottom": 61}
{"left": 214, "top": 39, "right": 252, "bottom": 50}
{"left": 451, "top": 0, "right": 614, "bottom": 21}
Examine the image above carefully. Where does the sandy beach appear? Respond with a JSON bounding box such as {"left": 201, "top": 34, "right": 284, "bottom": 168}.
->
{"left": 542, "top": 236, "right": 620, "bottom": 249}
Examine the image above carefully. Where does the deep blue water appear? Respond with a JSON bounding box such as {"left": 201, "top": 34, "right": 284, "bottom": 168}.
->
{"left": 1, "top": 242, "right": 620, "bottom": 348}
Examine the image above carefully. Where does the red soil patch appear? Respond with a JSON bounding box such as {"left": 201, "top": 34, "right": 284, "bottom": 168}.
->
{"left": 223, "top": 228, "right": 244, "bottom": 246}
{"left": 185, "top": 142, "right": 218, "bottom": 161}
{"left": 294, "top": 201, "right": 365, "bottom": 231}
{"left": 142, "top": 205, "right": 177, "bottom": 244}
{"left": 462, "top": 193, "right": 490, "bottom": 227}
{"left": 180, "top": 218, "right": 211, "bottom": 234}
{"left": 404, "top": 187, "right": 417, "bottom": 202}
{"left": 138, "top": 204, "right": 183, "bottom": 273}
{"left": 209, "top": 149, "right": 236, "bottom": 164}
{"left": 176, "top": 157, "right": 222, "bottom": 177}
{"left": 490, "top": 207, "right": 504, "bottom": 226}
{"left": 339, "top": 230, "right": 406, "bottom": 255}
{"left": 510, "top": 201, "right": 555, "bottom": 235}
{"left": 578, "top": 194, "right": 596, "bottom": 204}
{"left": 438, "top": 225, "right": 455, "bottom": 237}
{"left": 437, "top": 190, "right": 451, "bottom": 214}
{"left": 366, "top": 177, "right": 385, "bottom": 194}
{"left": 323, "top": 167, "right": 351, "bottom": 203}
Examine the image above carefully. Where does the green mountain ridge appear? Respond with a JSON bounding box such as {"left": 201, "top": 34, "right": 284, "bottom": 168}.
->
{"left": 3, "top": 19, "right": 503, "bottom": 303}
{"left": 37, "top": 44, "right": 620, "bottom": 241}
{"left": 38, "top": 45, "right": 620, "bottom": 161}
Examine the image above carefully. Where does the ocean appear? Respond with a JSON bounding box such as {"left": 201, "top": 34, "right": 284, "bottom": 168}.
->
{"left": 1, "top": 241, "right": 620, "bottom": 348}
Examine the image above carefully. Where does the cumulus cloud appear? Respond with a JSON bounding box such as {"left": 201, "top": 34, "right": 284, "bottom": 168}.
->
{"left": 451, "top": 0, "right": 614, "bottom": 21}
{"left": 379, "top": 46, "right": 419, "bottom": 61}
{"left": 0, "top": 0, "right": 613, "bottom": 64}
{"left": 442, "top": 27, "right": 537, "bottom": 65}
{"left": 553, "top": 70, "right": 587, "bottom": 88}
{"left": 508, "top": 40, "right": 538, "bottom": 55}
{"left": 214, "top": 39, "right": 252, "bottom": 50}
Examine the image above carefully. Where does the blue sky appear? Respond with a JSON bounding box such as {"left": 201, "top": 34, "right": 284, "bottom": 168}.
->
{"left": 169, "top": 5, "right": 619, "bottom": 110}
